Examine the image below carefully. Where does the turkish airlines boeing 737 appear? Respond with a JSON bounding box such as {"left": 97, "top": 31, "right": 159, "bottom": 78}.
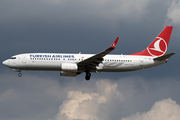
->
{"left": 2, "top": 26, "right": 175, "bottom": 80}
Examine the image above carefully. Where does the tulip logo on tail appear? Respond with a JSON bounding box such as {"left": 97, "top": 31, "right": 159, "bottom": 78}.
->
{"left": 147, "top": 37, "right": 167, "bottom": 56}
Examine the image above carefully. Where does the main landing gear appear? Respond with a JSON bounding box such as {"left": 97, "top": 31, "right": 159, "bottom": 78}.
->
{"left": 85, "top": 71, "right": 91, "bottom": 81}
{"left": 18, "top": 72, "right": 22, "bottom": 77}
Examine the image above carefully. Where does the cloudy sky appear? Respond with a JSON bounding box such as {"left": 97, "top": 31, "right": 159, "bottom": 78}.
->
{"left": 1, "top": 0, "right": 180, "bottom": 120}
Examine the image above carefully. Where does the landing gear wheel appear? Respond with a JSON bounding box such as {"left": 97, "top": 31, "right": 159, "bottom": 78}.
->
{"left": 85, "top": 72, "right": 91, "bottom": 81}
{"left": 18, "top": 73, "right": 22, "bottom": 77}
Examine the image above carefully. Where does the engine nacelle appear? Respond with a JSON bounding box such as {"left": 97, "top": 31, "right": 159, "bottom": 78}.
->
{"left": 60, "top": 71, "right": 77, "bottom": 77}
{"left": 61, "top": 63, "right": 78, "bottom": 72}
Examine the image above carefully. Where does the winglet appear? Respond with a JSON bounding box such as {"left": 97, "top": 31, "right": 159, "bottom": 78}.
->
{"left": 108, "top": 37, "right": 119, "bottom": 50}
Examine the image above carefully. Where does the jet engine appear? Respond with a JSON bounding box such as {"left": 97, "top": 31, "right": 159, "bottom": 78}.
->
{"left": 61, "top": 63, "right": 78, "bottom": 72}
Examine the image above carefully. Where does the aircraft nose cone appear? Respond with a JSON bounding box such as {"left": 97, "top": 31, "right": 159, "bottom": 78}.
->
{"left": 2, "top": 60, "right": 9, "bottom": 66}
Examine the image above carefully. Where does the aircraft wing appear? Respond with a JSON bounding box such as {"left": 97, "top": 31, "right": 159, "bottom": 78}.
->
{"left": 78, "top": 37, "right": 119, "bottom": 71}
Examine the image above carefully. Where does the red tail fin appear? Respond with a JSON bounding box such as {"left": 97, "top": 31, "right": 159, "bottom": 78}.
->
{"left": 130, "top": 26, "right": 173, "bottom": 57}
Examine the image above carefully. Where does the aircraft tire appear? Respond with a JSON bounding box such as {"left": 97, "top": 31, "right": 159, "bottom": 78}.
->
{"left": 85, "top": 72, "right": 91, "bottom": 81}
{"left": 18, "top": 73, "right": 22, "bottom": 77}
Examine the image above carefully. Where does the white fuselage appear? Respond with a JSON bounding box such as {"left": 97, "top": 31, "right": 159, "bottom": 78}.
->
{"left": 2, "top": 53, "right": 165, "bottom": 72}
{"left": 2, "top": 26, "right": 174, "bottom": 80}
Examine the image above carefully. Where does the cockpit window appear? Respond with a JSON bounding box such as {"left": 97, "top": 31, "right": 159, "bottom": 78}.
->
{"left": 11, "top": 57, "right": 16, "bottom": 59}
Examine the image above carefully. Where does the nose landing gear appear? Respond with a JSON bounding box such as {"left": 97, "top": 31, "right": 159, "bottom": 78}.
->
{"left": 18, "top": 72, "right": 22, "bottom": 77}
{"left": 12, "top": 69, "right": 22, "bottom": 77}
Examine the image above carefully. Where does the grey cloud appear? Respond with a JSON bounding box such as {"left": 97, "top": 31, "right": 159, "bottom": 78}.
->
{"left": 0, "top": 0, "right": 150, "bottom": 23}
{"left": 0, "top": 0, "right": 178, "bottom": 39}
{"left": 0, "top": 0, "right": 180, "bottom": 119}
{"left": 1, "top": 73, "right": 180, "bottom": 120}
{"left": 48, "top": 77, "right": 180, "bottom": 120}
{"left": 0, "top": 74, "right": 63, "bottom": 119}
{"left": 0, "top": 0, "right": 179, "bottom": 58}
{"left": 50, "top": 91, "right": 107, "bottom": 120}
{"left": 122, "top": 98, "right": 180, "bottom": 120}
{"left": 166, "top": 0, "right": 180, "bottom": 26}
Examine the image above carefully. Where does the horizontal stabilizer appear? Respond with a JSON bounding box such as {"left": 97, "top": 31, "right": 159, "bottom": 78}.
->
{"left": 154, "top": 52, "right": 175, "bottom": 61}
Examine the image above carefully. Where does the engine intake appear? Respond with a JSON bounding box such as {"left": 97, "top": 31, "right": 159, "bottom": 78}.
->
{"left": 61, "top": 63, "right": 78, "bottom": 72}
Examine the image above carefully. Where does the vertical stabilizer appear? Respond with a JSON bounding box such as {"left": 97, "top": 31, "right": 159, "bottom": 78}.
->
{"left": 130, "top": 26, "right": 173, "bottom": 57}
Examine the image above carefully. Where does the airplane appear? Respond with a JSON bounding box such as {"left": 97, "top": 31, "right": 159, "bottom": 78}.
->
{"left": 2, "top": 26, "right": 175, "bottom": 80}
